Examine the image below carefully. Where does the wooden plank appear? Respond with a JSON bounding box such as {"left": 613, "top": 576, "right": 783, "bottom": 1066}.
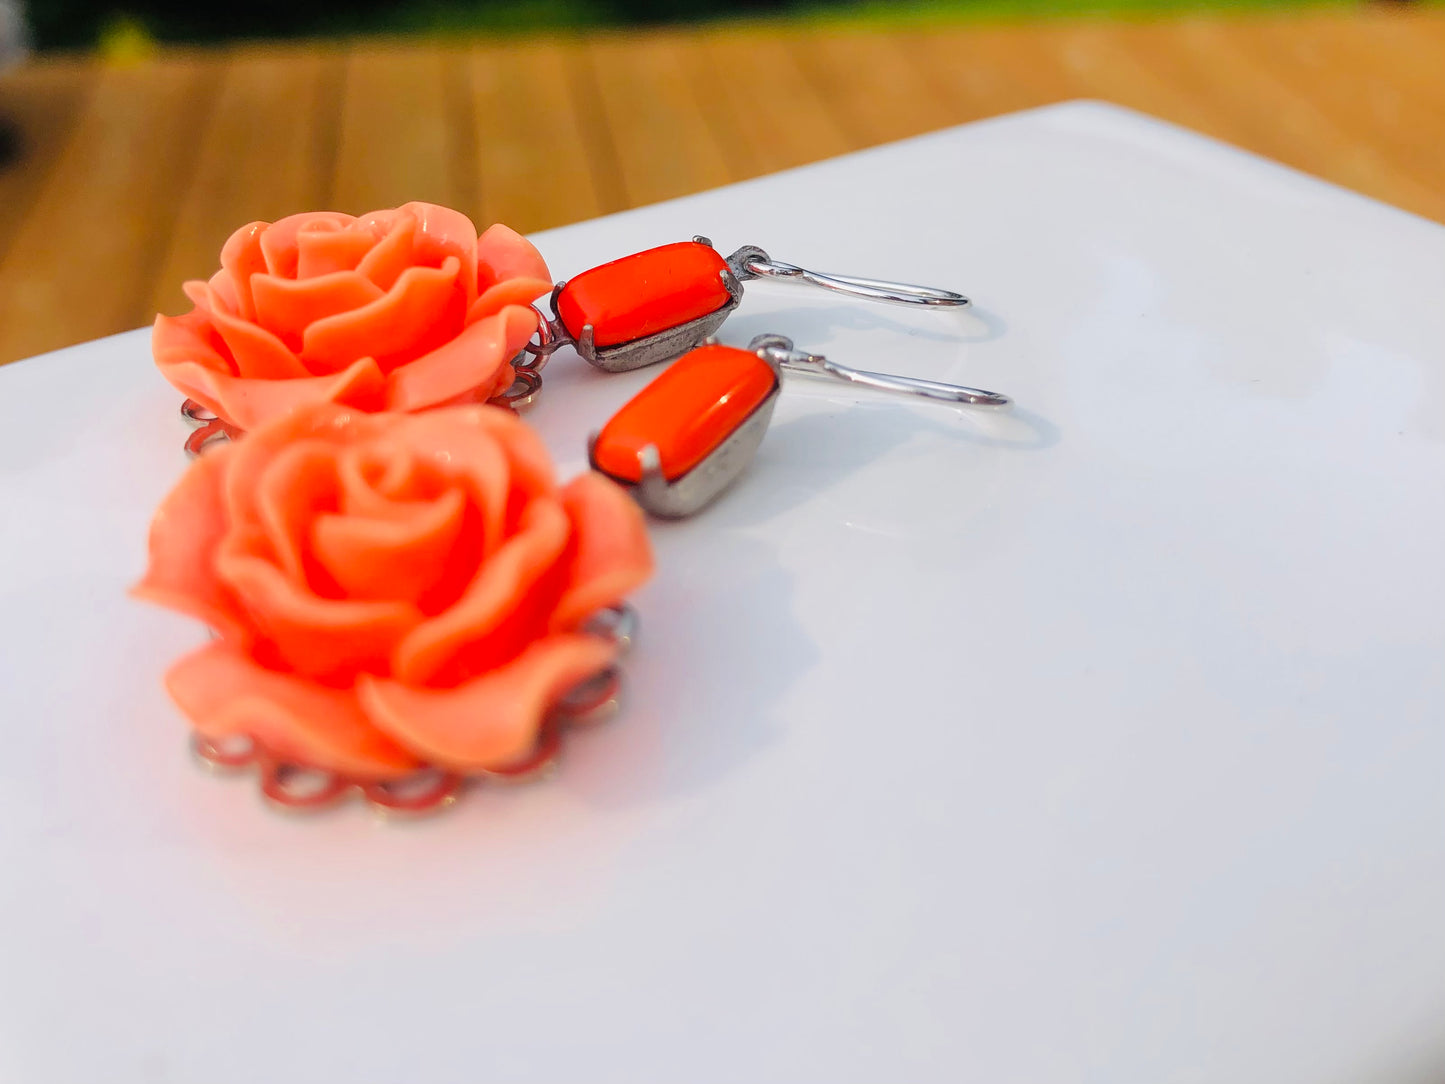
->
{"left": 1033, "top": 20, "right": 1239, "bottom": 138}
{"left": 786, "top": 27, "right": 964, "bottom": 148}
{"left": 1120, "top": 14, "right": 1445, "bottom": 221}
{"left": 1238, "top": 12, "right": 1445, "bottom": 211}
{"left": 0, "top": 54, "right": 220, "bottom": 365}
{"left": 146, "top": 47, "right": 344, "bottom": 319}
{"left": 331, "top": 43, "right": 474, "bottom": 217}
{"left": 0, "top": 58, "right": 96, "bottom": 272}
{"left": 464, "top": 38, "right": 606, "bottom": 234}
{"left": 584, "top": 30, "right": 737, "bottom": 209}
{"left": 7, "top": 10, "right": 1445, "bottom": 367}
{"left": 903, "top": 23, "right": 1061, "bottom": 124}
{"left": 683, "top": 27, "right": 854, "bottom": 180}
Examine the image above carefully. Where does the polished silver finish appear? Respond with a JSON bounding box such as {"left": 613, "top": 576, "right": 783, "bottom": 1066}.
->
{"left": 749, "top": 334, "right": 1010, "bottom": 408}
{"left": 588, "top": 350, "right": 783, "bottom": 518}
{"left": 726, "top": 245, "right": 970, "bottom": 308}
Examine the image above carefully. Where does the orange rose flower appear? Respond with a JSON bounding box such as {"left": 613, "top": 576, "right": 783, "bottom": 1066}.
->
{"left": 153, "top": 203, "right": 552, "bottom": 432}
{"left": 132, "top": 402, "right": 653, "bottom": 782}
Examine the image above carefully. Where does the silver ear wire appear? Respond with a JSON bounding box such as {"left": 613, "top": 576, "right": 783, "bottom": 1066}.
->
{"left": 746, "top": 335, "right": 1009, "bottom": 408}
{"left": 727, "top": 246, "right": 970, "bottom": 308}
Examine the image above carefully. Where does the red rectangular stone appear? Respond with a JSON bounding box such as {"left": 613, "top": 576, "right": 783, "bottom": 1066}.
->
{"left": 557, "top": 241, "right": 732, "bottom": 349}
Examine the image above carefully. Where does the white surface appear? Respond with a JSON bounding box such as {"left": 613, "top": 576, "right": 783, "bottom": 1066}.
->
{"left": 2, "top": 102, "right": 1444, "bottom": 1083}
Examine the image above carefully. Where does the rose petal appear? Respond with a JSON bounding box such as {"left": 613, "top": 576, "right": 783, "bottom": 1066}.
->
{"left": 384, "top": 305, "right": 538, "bottom": 413}
{"left": 390, "top": 403, "right": 557, "bottom": 504}
{"left": 465, "top": 277, "right": 552, "bottom": 326}
{"left": 311, "top": 487, "right": 467, "bottom": 604}
{"left": 476, "top": 223, "right": 550, "bottom": 291}
{"left": 333, "top": 419, "right": 510, "bottom": 611}
{"left": 357, "top": 634, "right": 616, "bottom": 771}
{"left": 182, "top": 279, "right": 223, "bottom": 314}
{"left": 396, "top": 201, "right": 480, "bottom": 304}
{"left": 252, "top": 440, "right": 342, "bottom": 584}
{"left": 337, "top": 445, "right": 450, "bottom": 513}
{"left": 260, "top": 211, "right": 356, "bottom": 279}
{"left": 206, "top": 270, "right": 242, "bottom": 316}
{"left": 153, "top": 310, "right": 235, "bottom": 377}
{"left": 296, "top": 223, "right": 376, "bottom": 279}
{"left": 355, "top": 213, "right": 417, "bottom": 293}
{"left": 216, "top": 549, "right": 422, "bottom": 680}
{"left": 302, "top": 257, "right": 465, "bottom": 376}
{"left": 158, "top": 355, "right": 386, "bottom": 433}
{"left": 167, "top": 642, "right": 418, "bottom": 778}
{"left": 130, "top": 440, "right": 252, "bottom": 644}
{"left": 223, "top": 402, "right": 381, "bottom": 527}
{"left": 391, "top": 497, "right": 569, "bottom": 685}
{"left": 251, "top": 270, "right": 385, "bottom": 357}
{"left": 219, "top": 222, "right": 269, "bottom": 320}
{"left": 549, "top": 472, "right": 654, "bottom": 632}
{"left": 203, "top": 291, "right": 312, "bottom": 381}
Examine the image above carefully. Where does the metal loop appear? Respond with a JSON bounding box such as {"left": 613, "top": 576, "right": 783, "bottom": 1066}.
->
{"left": 180, "top": 398, "right": 217, "bottom": 427}
{"left": 361, "top": 770, "right": 465, "bottom": 815}
{"left": 554, "top": 667, "right": 622, "bottom": 723}
{"left": 193, "top": 733, "right": 257, "bottom": 771}
{"left": 490, "top": 367, "right": 543, "bottom": 412}
{"left": 479, "top": 725, "right": 563, "bottom": 783}
{"left": 749, "top": 334, "right": 1010, "bottom": 408}
{"left": 724, "top": 244, "right": 771, "bottom": 282}
{"left": 583, "top": 603, "right": 637, "bottom": 655}
{"left": 184, "top": 417, "right": 239, "bottom": 458}
{"left": 522, "top": 302, "right": 569, "bottom": 366}
{"left": 727, "top": 245, "right": 969, "bottom": 308}
{"left": 259, "top": 760, "right": 352, "bottom": 811}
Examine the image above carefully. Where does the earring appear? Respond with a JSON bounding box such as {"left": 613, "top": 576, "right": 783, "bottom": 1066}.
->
{"left": 512, "top": 237, "right": 970, "bottom": 397}
{"left": 587, "top": 334, "right": 1011, "bottom": 518}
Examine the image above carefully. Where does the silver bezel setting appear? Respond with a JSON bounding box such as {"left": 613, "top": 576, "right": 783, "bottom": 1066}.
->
{"left": 532, "top": 237, "right": 746, "bottom": 374}
{"left": 588, "top": 340, "right": 783, "bottom": 518}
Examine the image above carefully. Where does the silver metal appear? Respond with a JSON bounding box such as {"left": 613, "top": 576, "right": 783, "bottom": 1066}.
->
{"left": 184, "top": 417, "right": 238, "bottom": 458}
{"left": 591, "top": 334, "right": 1012, "bottom": 518}
{"left": 180, "top": 398, "right": 217, "bottom": 427}
{"left": 726, "top": 245, "right": 969, "bottom": 308}
{"left": 584, "top": 602, "right": 637, "bottom": 655}
{"left": 522, "top": 280, "right": 570, "bottom": 362}
{"left": 529, "top": 266, "right": 740, "bottom": 374}
{"left": 491, "top": 366, "right": 543, "bottom": 411}
{"left": 521, "top": 236, "right": 969, "bottom": 385}
{"left": 749, "top": 334, "right": 1010, "bottom": 408}
{"left": 571, "top": 274, "right": 741, "bottom": 373}
{"left": 589, "top": 349, "right": 784, "bottom": 519}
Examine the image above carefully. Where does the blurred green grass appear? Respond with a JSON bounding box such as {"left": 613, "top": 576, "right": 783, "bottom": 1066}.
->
{"left": 34, "top": 0, "right": 1367, "bottom": 49}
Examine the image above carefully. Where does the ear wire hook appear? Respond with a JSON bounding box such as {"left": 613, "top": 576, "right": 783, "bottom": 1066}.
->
{"left": 747, "top": 334, "right": 1010, "bottom": 408}
{"left": 726, "top": 246, "right": 970, "bottom": 309}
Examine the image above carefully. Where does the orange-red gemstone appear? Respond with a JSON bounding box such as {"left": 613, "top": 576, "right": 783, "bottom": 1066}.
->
{"left": 593, "top": 345, "right": 778, "bottom": 483}
{"left": 557, "top": 242, "right": 732, "bottom": 349}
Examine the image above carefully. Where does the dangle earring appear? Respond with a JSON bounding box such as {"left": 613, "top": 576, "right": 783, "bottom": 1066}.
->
{"left": 587, "top": 334, "right": 1011, "bottom": 518}
{"left": 510, "top": 237, "right": 970, "bottom": 396}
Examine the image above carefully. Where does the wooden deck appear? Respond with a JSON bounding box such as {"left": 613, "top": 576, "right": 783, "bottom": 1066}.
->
{"left": 2, "top": 7, "right": 1444, "bottom": 365}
